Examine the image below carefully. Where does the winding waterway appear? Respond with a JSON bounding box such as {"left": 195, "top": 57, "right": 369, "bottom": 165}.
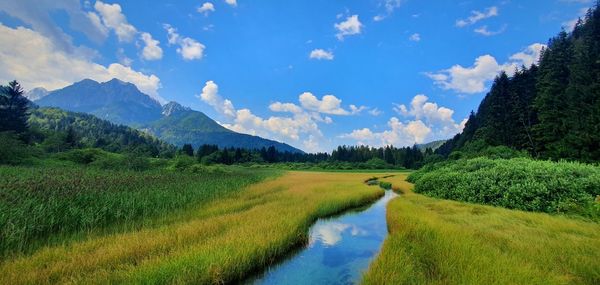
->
{"left": 246, "top": 189, "right": 398, "bottom": 285}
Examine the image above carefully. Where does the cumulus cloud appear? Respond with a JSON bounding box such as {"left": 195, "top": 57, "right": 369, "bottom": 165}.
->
{"left": 164, "top": 24, "right": 206, "bottom": 60}
{"left": 0, "top": 23, "right": 164, "bottom": 103}
{"left": 225, "top": 0, "right": 237, "bottom": 7}
{"left": 456, "top": 6, "right": 498, "bottom": 27}
{"left": 198, "top": 81, "right": 369, "bottom": 152}
{"left": 269, "top": 102, "right": 303, "bottom": 114}
{"left": 409, "top": 33, "right": 421, "bottom": 42}
{"left": 140, "top": 32, "right": 163, "bottom": 60}
{"left": 94, "top": 0, "right": 137, "bottom": 42}
{"left": 299, "top": 92, "right": 359, "bottom": 115}
{"left": 394, "top": 94, "right": 464, "bottom": 137}
{"left": 342, "top": 95, "right": 466, "bottom": 147}
{"left": 309, "top": 49, "right": 334, "bottom": 60}
{"left": 335, "top": 15, "right": 363, "bottom": 40}
{"left": 341, "top": 118, "right": 432, "bottom": 146}
{"left": 197, "top": 2, "right": 215, "bottom": 15}
{"left": 198, "top": 81, "right": 236, "bottom": 117}
{"left": 426, "top": 43, "right": 546, "bottom": 94}
{"left": 0, "top": 0, "right": 108, "bottom": 51}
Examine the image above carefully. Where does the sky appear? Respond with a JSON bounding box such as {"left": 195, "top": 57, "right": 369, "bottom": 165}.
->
{"left": 0, "top": 0, "right": 593, "bottom": 152}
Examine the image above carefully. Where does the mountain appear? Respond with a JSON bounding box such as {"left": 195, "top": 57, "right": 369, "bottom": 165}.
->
{"left": 436, "top": 4, "right": 600, "bottom": 162}
{"left": 29, "top": 107, "right": 176, "bottom": 157}
{"left": 416, "top": 140, "right": 447, "bottom": 152}
{"left": 32, "top": 79, "right": 304, "bottom": 153}
{"left": 25, "top": 87, "right": 49, "bottom": 101}
{"left": 36, "top": 78, "right": 163, "bottom": 126}
{"left": 145, "top": 102, "right": 303, "bottom": 153}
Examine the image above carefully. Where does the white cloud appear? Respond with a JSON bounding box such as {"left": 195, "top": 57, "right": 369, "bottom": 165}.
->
{"left": 164, "top": 24, "right": 206, "bottom": 60}
{"left": 426, "top": 43, "right": 546, "bottom": 94}
{"left": 509, "top": 43, "right": 546, "bottom": 67}
{"left": 342, "top": 95, "right": 466, "bottom": 147}
{"left": 299, "top": 92, "right": 355, "bottom": 115}
{"left": 368, "top": 108, "right": 382, "bottom": 116}
{"left": 409, "top": 33, "right": 421, "bottom": 42}
{"left": 373, "top": 0, "right": 404, "bottom": 21}
{"left": 335, "top": 15, "right": 363, "bottom": 40}
{"left": 474, "top": 25, "right": 506, "bottom": 36}
{"left": 94, "top": 0, "right": 137, "bottom": 42}
{"left": 198, "top": 81, "right": 236, "bottom": 117}
{"left": 225, "top": 0, "right": 237, "bottom": 7}
{"left": 269, "top": 102, "right": 303, "bottom": 114}
{"left": 198, "top": 82, "right": 367, "bottom": 152}
{"left": 341, "top": 118, "right": 432, "bottom": 146}
{"left": 0, "top": 23, "right": 164, "bottom": 103}
{"left": 373, "top": 15, "right": 386, "bottom": 22}
{"left": 197, "top": 2, "right": 215, "bottom": 15}
{"left": 139, "top": 32, "right": 163, "bottom": 60}
{"left": 309, "top": 49, "right": 334, "bottom": 60}
{"left": 456, "top": 6, "right": 498, "bottom": 27}
{"left": 394, "top": 94, "right": 464, "bottom": 137}
{"left": 0, "top": 0, "right": 108, "bottom": 51}
{"left": 562, "top": 8, "right": 590, "bottom": 31}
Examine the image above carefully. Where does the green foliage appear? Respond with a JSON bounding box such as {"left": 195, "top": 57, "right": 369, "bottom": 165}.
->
{"left": 436, "top": 4, "right": 600, "bottom": 163}
{"left": 378, "top": 181, "right": 392, "bottom": 189}
{"left": 29, "top": 107, "right": 176, "bottom": 157}
{"left": 408, "top": 157, "right": 600, "bottom": 219}
{"left": 0, "top": 132, "right": 40, "bottom": 165}
{"left": 0, "top": 165, "right": 276, "bottom": 255}
{"left": 0, "top": 81, "right": 29, "bottom": 134}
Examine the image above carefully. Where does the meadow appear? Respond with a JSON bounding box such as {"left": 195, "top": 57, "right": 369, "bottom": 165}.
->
{"left": 0, "top": 164, "right": 277, "bottom": 256}
{"left": 0, "top": 171, "right": 385, "bottom": 284}
{"left": 363, "top": 174, "right": 600, "bottom": 285}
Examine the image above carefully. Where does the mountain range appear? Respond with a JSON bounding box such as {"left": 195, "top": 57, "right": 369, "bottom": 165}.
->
{"left": 29, "top": 78, "right": 303, "bottom": 153}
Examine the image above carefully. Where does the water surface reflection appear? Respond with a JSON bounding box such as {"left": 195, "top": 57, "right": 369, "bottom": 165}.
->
{"left": 247, "top": 190, "right": 397, "bottom": 285}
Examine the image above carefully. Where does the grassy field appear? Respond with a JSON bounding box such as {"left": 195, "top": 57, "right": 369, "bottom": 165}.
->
{"left": 363, "top": 174, "right": 600, "bottom": 285}
{"left": 0, "top": 165, "right": 276, "bottom": 256}
{"left": 0, "top": 171, "right": 386, "bottom": 284}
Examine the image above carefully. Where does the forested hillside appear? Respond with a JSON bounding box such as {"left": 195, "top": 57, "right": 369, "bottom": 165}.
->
{"left": 437, "top": 4, "right": 600, "bottom": 162}
{"left": 29, "top": 107, "right": 176, "bottom": 157}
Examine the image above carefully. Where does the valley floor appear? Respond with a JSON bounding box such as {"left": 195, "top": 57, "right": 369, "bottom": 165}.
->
{"left": 363, "top": 175, "right": 600, "bottom": 285}
{"left": 0, "top": 171, "right": 384, "bottom": 284}
{"left": 2, "top": 170, "right": 598, "bottom": 284}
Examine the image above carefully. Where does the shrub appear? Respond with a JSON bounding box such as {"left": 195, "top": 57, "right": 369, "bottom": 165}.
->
{"left": 408, "top": 157, "right": 600, "bottom": 219}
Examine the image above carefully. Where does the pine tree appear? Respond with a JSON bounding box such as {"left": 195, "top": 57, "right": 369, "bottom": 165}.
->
{"left": 0, "top": 81, "right": 29, "bottom": 134}
{"left": 182, "top": 144, "right": 194, "bottom": 156}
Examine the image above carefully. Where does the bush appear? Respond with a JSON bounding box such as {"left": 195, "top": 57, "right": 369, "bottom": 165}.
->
{"left": 0, "top": 132, "right": 35, "bottom": 165}
{"left": 408, "top": 157, "right": 600, "bottom": 219}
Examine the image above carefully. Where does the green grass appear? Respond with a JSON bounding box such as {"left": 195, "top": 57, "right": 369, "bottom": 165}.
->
{"left": 363, "top": 175, "right": 600, "bottom": 285}
{"left": 0, "top": 171, "right": 386, "bottom": 284}
{"left": 408, "top": 157, "right": 600, "bottom": 219}
{"left": 0, "top": 164, "right": 277, "bottom": 256}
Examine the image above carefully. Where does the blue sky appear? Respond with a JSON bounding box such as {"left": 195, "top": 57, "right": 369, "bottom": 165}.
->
{"left": 0, "top": 0, "right": 592, "bottom": 152}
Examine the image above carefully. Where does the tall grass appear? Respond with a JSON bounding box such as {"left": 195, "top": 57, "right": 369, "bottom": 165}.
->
{"left": 363, "top": 175, "right": 600, "bottom": 285}
{"left": 408, "top": 157, "right": 600, "bottom": 218}
{"left": 0, "top": 165, "right": 276, "bottom": 255}
{"left": 0, "top": 171, "right": 385, "bottom": 284}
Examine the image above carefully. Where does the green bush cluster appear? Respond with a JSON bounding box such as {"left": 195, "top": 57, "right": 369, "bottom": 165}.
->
{"left": 408, "top": 157, "right": 600, "bottom": 219}
{"left": 0, "top": 165, "right": 276, "bottom": 255}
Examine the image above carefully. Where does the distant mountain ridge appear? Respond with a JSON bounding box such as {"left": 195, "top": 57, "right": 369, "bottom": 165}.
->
{"left": 33, "top": 79, "right": 303, "bottom": 153}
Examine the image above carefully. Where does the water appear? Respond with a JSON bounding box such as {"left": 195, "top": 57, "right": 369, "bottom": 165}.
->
{"left": 246, "top": 190, "right": 398, "bottom": 285}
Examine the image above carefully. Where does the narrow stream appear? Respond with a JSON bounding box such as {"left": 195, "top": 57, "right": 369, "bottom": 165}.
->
{"left": 246, "top": 189, "right": 398, "bottom": 285}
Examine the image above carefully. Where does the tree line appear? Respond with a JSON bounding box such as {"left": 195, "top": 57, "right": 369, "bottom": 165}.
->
{"left": 437, "top": 3, "right": 600, "bottom": 163}
{"left": 179, "top": 143, "right": 430, "bottom": 169}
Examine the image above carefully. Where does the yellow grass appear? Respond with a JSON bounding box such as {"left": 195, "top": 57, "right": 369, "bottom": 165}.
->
{"left": 0, "top": 171, "right": 387, "bottom": 284}
{"left": 363, "top": 174, "right": 600, "bottom": 285}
